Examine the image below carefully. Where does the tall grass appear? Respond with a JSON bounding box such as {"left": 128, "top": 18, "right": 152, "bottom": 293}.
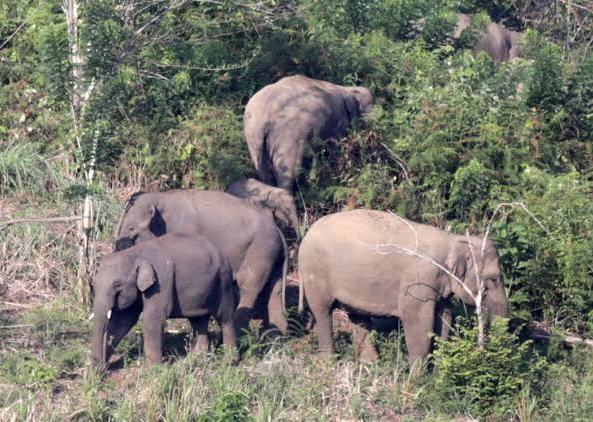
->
{"left": 0, "top": 142, "right": 51, "bottom": 195}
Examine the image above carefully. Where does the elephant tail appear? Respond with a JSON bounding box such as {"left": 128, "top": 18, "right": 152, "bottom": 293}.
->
{"left": 245, "top": 114, "right": 275, "bottom": 186}
{"left": 274, "top": 223, "right": 289, "bottom": 314}
{"left": 298, "top": 266, "right": 304, "bottom": 313}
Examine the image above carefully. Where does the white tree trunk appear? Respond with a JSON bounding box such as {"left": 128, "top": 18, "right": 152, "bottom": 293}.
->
{"left": 63, "top": 0, "right": 96, "bottom": 305}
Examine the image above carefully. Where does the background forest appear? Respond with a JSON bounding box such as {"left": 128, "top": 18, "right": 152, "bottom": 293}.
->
{"left": 2, "top": 0, "right": 593, "bottom": 421}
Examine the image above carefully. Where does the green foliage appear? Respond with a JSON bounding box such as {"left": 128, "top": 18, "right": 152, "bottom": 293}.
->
{"left": 495, "top": 170, "right": 593, "bottom": 333}
{"left": 432, "top": 318, "right": 546, "bottom": 419}
{"left": 0, "top": 142, "right": 51, "bottom": 194}
{"left": 449, "top": 158, "right": 492, "bottom": 220}
{"left": 152, "top": 104, "right": 251, "bottom": 189}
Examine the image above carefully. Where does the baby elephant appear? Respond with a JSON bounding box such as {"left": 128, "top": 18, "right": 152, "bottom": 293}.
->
{"left": 226, "top": 178, "right": 299, "bottom": 238}
{"left": 91, "top": 233, "right": 237, "bottom": 366}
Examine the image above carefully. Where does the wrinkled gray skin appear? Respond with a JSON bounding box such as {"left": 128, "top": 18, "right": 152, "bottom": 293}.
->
{"left": 115, "top": 190, "right": 289, "bottom": 336}
{"left": 298, "top": 209, "right": 509, "bottom": 362}
{"left": 244, "top": 74, "right": 374, "bottom": 194}
{"left": 225, "top": 178, "right": 300, "bottom": 240}
{"left": 453, "top": 13, "right": 522, "bottom": 63}
{"left": 92, "top": 234, "right": 237, "bottom": 366}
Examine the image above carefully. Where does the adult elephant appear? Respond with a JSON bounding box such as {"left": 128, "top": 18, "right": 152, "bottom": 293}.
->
{"left": 244, "top": 75, "right": 374, "bottom": 193}
{"left": 114, "top": 190, "right": 289, "bottom": 336}
{"left": 298, "top": 209, "right": 509, "bottom": 362}
{"left": 453, "top": 13, "right": 522, "bottom": 63}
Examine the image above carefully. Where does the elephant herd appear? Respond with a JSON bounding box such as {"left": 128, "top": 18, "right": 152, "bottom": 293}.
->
{"left": 92, "top": 19, "right": 518, "bottom": 367}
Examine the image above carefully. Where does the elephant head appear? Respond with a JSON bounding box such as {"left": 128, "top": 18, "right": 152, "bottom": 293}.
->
{"left": 344, "top": 86, "right": 374, "bottom": 121}
{"left": 114, "top": 192, "right": 163, "bottom": 251}
{"left": 445, "top": 237, "right": 509, "bottom": 317}
{"left": 91, "top": 250, "right": 157, "bottom": 365}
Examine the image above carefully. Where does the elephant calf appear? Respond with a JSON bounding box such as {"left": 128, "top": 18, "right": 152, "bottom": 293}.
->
{"left": 298, "top": 209, "right": 509, "bottom": 362}
{"left": 92, "top": 233, "right": 237, "bottom": 366}
{"left": 225, "top": 178, "right": 300, "bottom": 238}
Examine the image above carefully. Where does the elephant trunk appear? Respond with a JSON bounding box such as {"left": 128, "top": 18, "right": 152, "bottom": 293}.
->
{"left": 91, "top": 298, "right": 112, "bottom": 365}
{"left": 114, "top": 236, "right": 135, "bottom": 252}
{"left": 484, "top": 290, "right": 509, "bottom": 318}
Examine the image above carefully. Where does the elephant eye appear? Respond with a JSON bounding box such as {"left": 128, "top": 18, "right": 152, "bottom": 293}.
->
{"left": 127, "top": 225, "right": 135, "bottom": 232}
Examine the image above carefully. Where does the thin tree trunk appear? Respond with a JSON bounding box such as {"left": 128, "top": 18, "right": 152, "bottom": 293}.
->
{"left": 63, "top": 0, "right": 96, "bottom": 305}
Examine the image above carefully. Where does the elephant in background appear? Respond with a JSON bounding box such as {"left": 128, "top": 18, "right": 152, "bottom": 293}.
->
{"left": 298, "top": 209, "right": 509, "bottom": 362}
{"left": 114, "top": 190, "right": 289, "bottom": 336}
{"left": 225, "top": 178, "right": 300, "bottom": 240}
{"left": 244, "top": 75, "right": 374, "bottom": 194}
{"left": 453, "top": 13, "right": 522, "bottom": 63}
{"left": 92, "top": 233, "right": 237, "bottom": 366}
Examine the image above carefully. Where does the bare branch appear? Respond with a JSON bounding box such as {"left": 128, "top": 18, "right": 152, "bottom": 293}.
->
{"left": 0, "top": 14, "right": 32, "bottom": 51}
{"left": 481, "top": 201, "right": 549, "bottom": 261}
{"left": 372, "top": 241, "right": 476, "bottom": 301}
{"left": 386, "top": 210, "right": 419, "bottom": 252}
{"left": 0, "top": 216, "right": 80, "bottom": 230}
{"left": 381, "top": 142, "right": 410, "bottom": 180}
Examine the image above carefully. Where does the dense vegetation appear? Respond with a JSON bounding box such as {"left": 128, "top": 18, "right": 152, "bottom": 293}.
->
{"left": 2, "top": 0, "right": 593, "bottom": 420}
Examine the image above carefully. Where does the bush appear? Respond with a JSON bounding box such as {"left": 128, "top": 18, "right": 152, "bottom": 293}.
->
{"left": 431, "top": 317, "right": 546, "bottom": 419}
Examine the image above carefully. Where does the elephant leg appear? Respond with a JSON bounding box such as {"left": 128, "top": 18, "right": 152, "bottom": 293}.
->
{"left": 434, "top": 300, "right": 453, "bottom": 341}
{"left": 401, "top": 303, "right": 436, "bottom": 363}
{"left": 233, "top": 283, "right": 260, "bottom": 337}
{"left": 105, "top": 306, "right": 141, "bottom": 358}
{"left": 349, "top": 315, "right": 379, "bottom": 362}
{"left": 142, "top": 315, "right": 165, "bottom": 365}
{"left": 306, "top": 296, "right": 334, "bottom": 358}
{"left": 270, "top": 134, "right": 304, "bottom": 193}
{"left": 234, "top": 245, "right": 277, "bottom": 337}
{"left": 189, "top": 316, "right": 210, "bottom": 353}
{"left": 265, "top": 275, "right": 288, "bottom": 335}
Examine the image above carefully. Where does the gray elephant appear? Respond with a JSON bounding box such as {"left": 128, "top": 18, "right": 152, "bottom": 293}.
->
{"left": 114, "top": 189, "right": 289, "bottom": 336}
{"left": 225, "top": 178, "right": 300, "bottom": 239}
{"left": 453, "top": 13, "right": 522, "bottom": 63}
{"left": 244, "top": 74, "right": 374, "bottom": 194}
{"left": 298, "top": 209, "right": 509, "bottom": 362}
{"left": 92, "top": 233, "right": 237, "bottom": 366}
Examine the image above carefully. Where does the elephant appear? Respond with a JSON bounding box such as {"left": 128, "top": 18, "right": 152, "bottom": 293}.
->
{"left": 114, "top": 189, "right": 289, "bottom": 336}
{"left": 298, "top": 209, "right": 509, "bottom": 362}
{"left": 244, "top": 74, "right": 374, "bottom": 194}
{"left": 225, "top": 178, "right": 300, "bottom": 240}
{"left": 91, "top": 233, "right": 237, "bottom": 366}
{"left": 452, "top": 13, "right": 522, "bottom": 63}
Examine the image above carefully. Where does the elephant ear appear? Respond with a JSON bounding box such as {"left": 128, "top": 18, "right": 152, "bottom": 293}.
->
{"left": 136, "top": 259, "right": 156, "bottom": 292}
{"left": 445, "top": 241, "right": 468, "bottom": 281}
{"left": 343, "top": 93, "right": 360, "bottom": 121}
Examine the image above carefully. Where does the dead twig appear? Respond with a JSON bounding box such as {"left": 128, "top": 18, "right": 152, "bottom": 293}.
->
{"left": 0, "top": 216, "right": 80, "bottom": 230}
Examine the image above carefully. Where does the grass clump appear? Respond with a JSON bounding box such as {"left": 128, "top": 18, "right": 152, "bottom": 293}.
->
{"left": 430, "top": 317, "right": 546, "bottom": 420}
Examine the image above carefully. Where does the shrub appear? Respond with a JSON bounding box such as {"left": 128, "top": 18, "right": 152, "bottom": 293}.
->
{"left": 431, "top": 317, "right": 546, "bottom": 419}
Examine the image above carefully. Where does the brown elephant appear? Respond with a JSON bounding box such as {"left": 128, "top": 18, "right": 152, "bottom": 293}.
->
{"left": 114, "top": 190, "right": 288, "bottom": 336}
{"left": 92, "top": 233, "right": 237, "bottom": 366}
{"left": 225, "top": 178, "right": 300, "bottom": 239}
{"left": 453, "top": 13, "right": 522, "bottom": 63}
{"left": 298, "top": 209, "right": 509, "bottom": 362}
{"left": 244, "top": 75, "right": 374, "bottom": 194}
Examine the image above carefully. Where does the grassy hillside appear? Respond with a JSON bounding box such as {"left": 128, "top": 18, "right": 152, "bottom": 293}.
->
{"left": 2, "top": 0, "right": 593, "bottom": 420}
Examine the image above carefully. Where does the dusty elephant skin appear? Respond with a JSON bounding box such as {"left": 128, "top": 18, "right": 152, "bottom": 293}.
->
{"left": 453, "top": 13, "right": 522, "bottom": 63}
{"left": 225, "top": 178, "right": 300, "bottom": 239}
{"left": 244, "top": 74, "right": 374, "bottom": 194}
{"left": 114, "top": 190, "right": 289, "bottom": 336}
{"left": 298, "top": 209, "right": 509, "bottom": 362}
{"left": 92, "top": 233, "right": 237, "bottom": 366}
